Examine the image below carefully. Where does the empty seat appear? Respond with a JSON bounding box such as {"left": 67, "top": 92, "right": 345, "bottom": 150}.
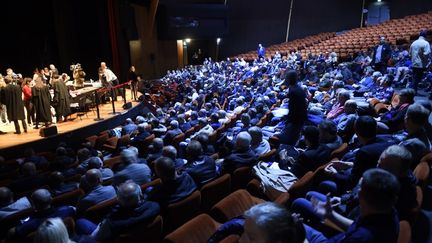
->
{"left": 164, "top": 214, "right": 220, "bottom": 243}
{"left": 115, "top": 215, "right": 163, "bottom": 243}
{"left": 201, "top": 174, "right": 232, "bottom": 212}
{"left": 164, "top": 190, "right": 202, "bottom": 234}
{"left": 210, "top": 189, "right": 264, "bottom": 223}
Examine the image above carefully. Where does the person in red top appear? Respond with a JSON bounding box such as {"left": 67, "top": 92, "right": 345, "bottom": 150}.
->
{"left": 22, "top": 78, "right": 34, "bottom": 125}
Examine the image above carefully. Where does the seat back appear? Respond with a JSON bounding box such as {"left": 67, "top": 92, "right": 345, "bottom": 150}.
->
{"left": 287, "top": 171, "right": 314, "bottom": 201}
{"left": 164, "top": 214, "right": 220, "bottom": 243}
{"left": 0, "top": 208, "right": 34, "bottom": 237}
{"left": 164, "top": 190, "right": 202, "bottom": 234}
{"left": 52, "top": 189, "right": 84, "bottom": 207}
{"left": 210, "top": 189, "right": 264, "bottom": 223}
{"left": 83, "top": 198, "right": 118, "bottom": 223}
{"left": 330, "top": 143, "right": 348, "bottom": 160}
{"left": 172, "top": 133, "right": 186, "bottom": 150}
{"left": 103, "top": 155, "right": 122, "bottom": 169}
{"left": 413, "top": 161, "right": 430, "bottom": 188}
{"left": 115, "top": 215, "right": 163, "bottom": 243}
{"left": 397, "top": 221, "right": 411, "bottom": 243}
{"left": 232, "top": 167, "right": 253, "bottom": 191}
{"left": 201, "top": 174, "right": 231, "bottom": 212}
{"left": 257, "top": 148, "right": 277, "bottom": 162}
{"left": 185, "top": 127, "right": 196, "bottom": 138}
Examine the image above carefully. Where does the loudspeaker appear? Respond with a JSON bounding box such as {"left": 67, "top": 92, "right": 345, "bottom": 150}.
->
{"left": 39, "top": 126, "right": 58, "bottom": 137}
{"left": 123, "top": 102, "right": 132, "bottom": 109}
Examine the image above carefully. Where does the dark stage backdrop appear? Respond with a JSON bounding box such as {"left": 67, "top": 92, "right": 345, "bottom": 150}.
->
{"left": 0, "top": 0, "right": 112, "bottom": 80}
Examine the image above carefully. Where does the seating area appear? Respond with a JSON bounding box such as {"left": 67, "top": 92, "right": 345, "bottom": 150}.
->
{"left": 1, "top": 10, "right": 432, "bottom": 243}
{"left": 233, "top": 11, "right": 432, "bottom": 60}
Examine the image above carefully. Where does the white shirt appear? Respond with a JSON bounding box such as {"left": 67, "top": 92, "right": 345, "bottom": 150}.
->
{"left": 104, "top": 68, "right": 118, "bottom": 82}
{"left": 410, "top": 36, "right": 431, "bottom": 68}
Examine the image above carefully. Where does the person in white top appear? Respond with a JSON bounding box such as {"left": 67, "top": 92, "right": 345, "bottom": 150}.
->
{"left": 409, "top": 31, "right": 431, "bottom": 93}
{"left": 100, "top": 62, "right": 120, "bottom": 101}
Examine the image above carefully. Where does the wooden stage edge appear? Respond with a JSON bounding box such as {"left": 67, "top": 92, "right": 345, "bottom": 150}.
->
{"left": 0, "top": 90, "right": 151, "bottom": 159}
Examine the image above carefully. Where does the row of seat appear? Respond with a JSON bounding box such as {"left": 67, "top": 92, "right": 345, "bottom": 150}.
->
{"left": 231, "top": 12, "right": 431, "bottom": 61}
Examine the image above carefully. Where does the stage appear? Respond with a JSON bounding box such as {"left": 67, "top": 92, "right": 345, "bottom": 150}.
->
{"left": 0, "top": 88, "right": 152, "bottom": 158}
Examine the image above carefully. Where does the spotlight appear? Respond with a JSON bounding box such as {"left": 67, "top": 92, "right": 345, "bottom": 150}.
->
{"left": 216, "top": 38, "right": 221, "bottom": 45}
{"left": 185, "top": 38, "right": 191, "bottom": 43}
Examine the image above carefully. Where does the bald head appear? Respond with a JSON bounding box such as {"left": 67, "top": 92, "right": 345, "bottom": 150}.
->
{"left": 22, "top": 162, "right": 37, "bottom": 176}
{"left": 85, "top": 169, "right": 102, "bottom": 188}
{"left": 154, "top": 157, "right": 176, "bottom": 181}
{"left": 0, "top": 187, "right": 13, "bottom": 207}
{"left": 162, "top": 146, "right": 177, "bottom": 160}
{"left": 31, "top": 189, "right": 52, "bottom": 211}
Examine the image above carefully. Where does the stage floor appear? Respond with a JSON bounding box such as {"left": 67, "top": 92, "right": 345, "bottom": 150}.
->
{"left": 0, "top": 89, "right": 140, "bottom": 150}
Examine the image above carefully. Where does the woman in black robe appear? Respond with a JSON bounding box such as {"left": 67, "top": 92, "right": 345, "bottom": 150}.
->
{"left": 32, "top": 77, "right": 52, "bottom": 129}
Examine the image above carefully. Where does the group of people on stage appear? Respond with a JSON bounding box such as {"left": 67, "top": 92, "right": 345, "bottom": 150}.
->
{"left": 0, "top": 67, "right": 71, "bottom": 134}
{"left": 0, "top": 62, "right": 124, "bottom": 135}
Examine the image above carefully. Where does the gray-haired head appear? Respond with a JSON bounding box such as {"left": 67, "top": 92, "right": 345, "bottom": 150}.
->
{"left": 34, "top": 217, "right": 70, "bottom": 243}
{"left": 378, "top": 145, "right": 412, "bottom": 176}
{"left": 117, "top": 181, "right": 143, "bottom": 208}
{"left": 400, "top": 138, "right": 428, "bottom": 167}
{"left": 236, "top": 131, "right": 252, "bottom": 150}
{"left": 135, "top": 116, "right": 145, "bottom": 124}
{"left": 243, "top": 202, "right": 305, "bottom": 243}
{"left": 248, "top": 127, "right": 263, "bottom": 146}
{"left": 120, "top": 148, "right": 138, "bottom": 165}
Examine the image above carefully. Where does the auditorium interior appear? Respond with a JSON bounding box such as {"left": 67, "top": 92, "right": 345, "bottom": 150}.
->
{"left": 0, "top": 0, "right": 432, "bottom": 242}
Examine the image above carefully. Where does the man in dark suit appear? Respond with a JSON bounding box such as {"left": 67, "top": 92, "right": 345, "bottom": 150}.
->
{"left": 113, "top": 149, "right": 151, "bottom": 186}
{"left": 404, "top": 103, "right": 431, "bottom": 150}
{"left": 48, "top": 171, "right": 79, "bottom": 196}
{"left": 8, "top": 189, "right": 75, "bottom": 240}
{"left": 146, "top": 138, "right": 164, "bottom": 164}
{"left": 328, "top": 116, "right": 395, "bottom": 190}
{"left": 290, "top": 126, "right": 331, "bottom": 178}
{"left": 222, "top": 131, "right": 257, "bottom": 173}
{"left": 183, "top": 140, "right": 217, "bottom": 186}
{"left": 147, "top": 157, "right": 197, "bottom": 207}
{"left": 77, "top": 169, "right": 116, "bottom": 214}
{"left": 75, "top": 182, "right": 160, "bottom": 241}
{"left": 9, "top": 162, "right": 47, "bottom": 194}
{"left": 371, "top": 37, "right": 391, "bottom": 74}
{"left": 0, "top": 187, "right": 31, "bottom": 220}
{"left": 163, "top": 120, "right": 182, "bottom": 146}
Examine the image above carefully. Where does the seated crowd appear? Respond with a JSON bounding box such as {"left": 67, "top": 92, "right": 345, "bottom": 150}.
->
{"left": 0, "top": 33, "right": 431, "bottom": 243}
